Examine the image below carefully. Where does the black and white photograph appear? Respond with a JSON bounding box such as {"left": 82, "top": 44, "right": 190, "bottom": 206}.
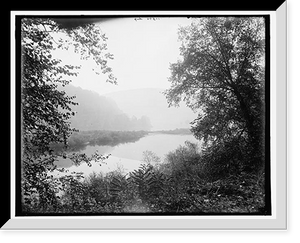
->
{"left": 18, "top": 15, "right": 270, "bottom": 216}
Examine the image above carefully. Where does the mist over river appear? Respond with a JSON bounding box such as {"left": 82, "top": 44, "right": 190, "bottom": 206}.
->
{"left": 54, "top": 133, "right": 200, "bottom": 176}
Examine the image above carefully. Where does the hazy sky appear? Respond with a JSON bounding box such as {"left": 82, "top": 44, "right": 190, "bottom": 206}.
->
{"left": 54, "top": 17, "right": 193, "bottom": 95}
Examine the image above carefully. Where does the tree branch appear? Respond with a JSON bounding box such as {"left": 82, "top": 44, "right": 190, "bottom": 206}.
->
{"left": 200, "top": 48, "right": 233, "bottom": 88}
{"left": 200, "top": 86, "right": 232, "bottom": 90}
{"left": 206, "top": 24, "right": 235, "bottom": 85}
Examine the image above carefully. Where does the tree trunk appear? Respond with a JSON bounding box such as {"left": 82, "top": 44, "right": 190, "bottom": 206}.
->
{"left": 231, "top": 86, "right": 263, "bottom": 171}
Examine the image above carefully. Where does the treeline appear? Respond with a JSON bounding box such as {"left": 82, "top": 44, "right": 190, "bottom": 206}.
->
{"left": 52, "top": 130, "right": 149, "bottom": 150}
{"left": 52, "top": 129, "right": 193, "bottom": 152}
{"left": 150, "top": 128, "right": 192, "bottom": 135}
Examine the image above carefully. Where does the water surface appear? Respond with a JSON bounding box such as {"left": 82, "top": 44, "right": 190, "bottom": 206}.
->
{"left": 54, "top": 133, "right": 200, "bottom": 176}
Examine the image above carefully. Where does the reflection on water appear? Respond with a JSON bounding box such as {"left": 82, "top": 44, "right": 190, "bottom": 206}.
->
{"left": 53, "top": 156, "right": 143, "bottom": 177}
{"left": 54, "top": 133, "right": 200, "bottom": 176}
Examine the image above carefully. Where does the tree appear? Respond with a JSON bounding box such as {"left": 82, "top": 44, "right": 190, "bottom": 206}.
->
{"left": 164, "top": 17, "right": 265, "bottom": 169}
{"left": 21, "top": 18, "right": 116, "bottom": 212}
{"left": 138, "top": 116, "right": 152, "bottom": 131}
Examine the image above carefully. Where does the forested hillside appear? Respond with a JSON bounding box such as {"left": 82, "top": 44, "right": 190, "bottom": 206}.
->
{"left": 104, "top": 88, "right": 197, "bottom": 131}
{"left": 61, "top": 85, "right": 152, "bottom": 131}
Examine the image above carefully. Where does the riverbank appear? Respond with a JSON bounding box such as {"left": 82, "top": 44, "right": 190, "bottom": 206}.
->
{"left": 51, "top": 130, "right": 149, "bottom": 151}
{"left": 51, "top": 129, "right": 193, "bottom": 152}
{"left": 149, "top": 128, "right": 191, "bottom": 135}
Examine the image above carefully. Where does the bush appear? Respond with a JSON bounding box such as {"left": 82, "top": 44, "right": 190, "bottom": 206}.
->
{"left": 154, "top": 138, "right": 266, "bottom": 214}
{"left": 199, "top": 137, "right": 247, "bottom": 181}
{"left": 25, "top": 138, "right": 266, "bottom": 214}
{"left": 163, "top": 141, "right": 201, "bottom": 177}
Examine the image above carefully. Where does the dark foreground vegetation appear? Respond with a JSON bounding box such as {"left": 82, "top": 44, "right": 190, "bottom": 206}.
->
{"left": 22, "top": 141, "right": 266, "bottom": 215}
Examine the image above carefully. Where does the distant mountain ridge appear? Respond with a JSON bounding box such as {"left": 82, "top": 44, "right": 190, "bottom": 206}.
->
{"left": 104, "top": 88, "right": 197, "bottom": 131}
{"left": 61, "top": 85, "right": 152, "bottom": 131}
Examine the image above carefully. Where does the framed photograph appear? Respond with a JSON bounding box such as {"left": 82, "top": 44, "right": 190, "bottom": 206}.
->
{"left": 4, "top": 2, "right": 286, "bottom": 230}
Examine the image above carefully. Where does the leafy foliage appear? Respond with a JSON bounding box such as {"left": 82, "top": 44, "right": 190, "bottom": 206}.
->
{"left": 22, "top": 20, "right": 77, "bottom": 157}
{"left": 22, "top": 18, "right": 117, "bottom": 154}
{"left": 156, "top": 142, "right": 266, "bottom": 213}
{"left": 21, "top": 18, "right": 117, "bottom": 213}
{"left": 22, "top": 144, "right": 266, "bottom": 214}
{"left": 164, "top": 17, "right": 266, "bottom": 170}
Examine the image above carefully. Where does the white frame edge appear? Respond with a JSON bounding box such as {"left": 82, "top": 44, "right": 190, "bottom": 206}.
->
{"left": 1, "top": 2, "right": 287, "bottom": 230}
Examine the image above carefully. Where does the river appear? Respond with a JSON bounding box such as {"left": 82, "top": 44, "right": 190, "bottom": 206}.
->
{"left": 53, "top": 133, "right": 200, "bottom": 177}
